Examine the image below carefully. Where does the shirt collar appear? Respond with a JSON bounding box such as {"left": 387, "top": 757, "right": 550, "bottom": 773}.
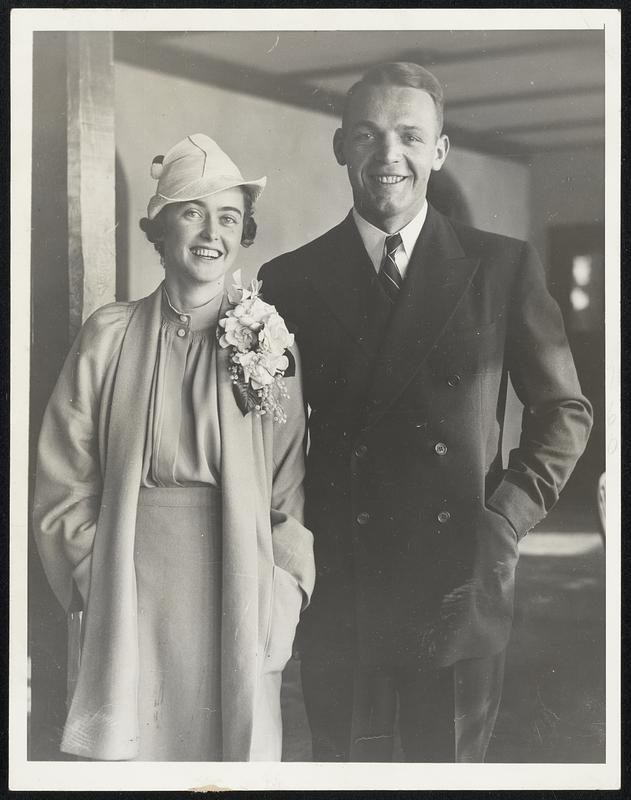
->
{"left": 352, "top": 201, "right": 428, "bottom": 272}
{"left": 161, "top": 283, "right": 224, "bottom": 333}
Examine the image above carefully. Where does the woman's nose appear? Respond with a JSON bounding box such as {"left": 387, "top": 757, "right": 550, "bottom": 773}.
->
{"left": 201, "top": 218, "right": 218, "bottom": 240}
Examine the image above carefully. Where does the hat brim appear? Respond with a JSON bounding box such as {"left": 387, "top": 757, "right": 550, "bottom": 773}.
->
{"left": 148, "top": 175, "right": 267, "bottom": 220}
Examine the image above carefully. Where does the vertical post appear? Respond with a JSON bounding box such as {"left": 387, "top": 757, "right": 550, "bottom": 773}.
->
{"left": 67, "top": 31, "right": 116, "bottom": 340}
{"left": 30, "top": 31, "right": 71, "bottom": 760}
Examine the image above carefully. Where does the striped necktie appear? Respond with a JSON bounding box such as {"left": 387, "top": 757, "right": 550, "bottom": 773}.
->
{"left": 379, "top": 232, "right": 403, "bottom": 302}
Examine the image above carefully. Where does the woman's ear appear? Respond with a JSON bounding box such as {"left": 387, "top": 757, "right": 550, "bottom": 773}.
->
{"left": 154, "top": 218, "right": 165, "bottom": 244}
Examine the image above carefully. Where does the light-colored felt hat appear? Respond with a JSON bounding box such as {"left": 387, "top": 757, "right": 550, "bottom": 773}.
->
{"left": 147, "top": 133, "right": 267, "bottom": 219}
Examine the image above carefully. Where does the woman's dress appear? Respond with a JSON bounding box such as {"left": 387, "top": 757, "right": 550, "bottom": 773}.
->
{"left": 134, "top": 288, "right": 224, "bottom": 760}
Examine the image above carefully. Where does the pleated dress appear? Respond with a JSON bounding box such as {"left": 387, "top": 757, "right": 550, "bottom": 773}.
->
{"left": 134, "top": 287, "right": 224, "bottom": 761}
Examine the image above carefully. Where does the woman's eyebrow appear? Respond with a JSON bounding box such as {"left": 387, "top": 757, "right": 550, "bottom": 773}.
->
{"left": 218, "top": 206, "right": 243, "bottom": 216}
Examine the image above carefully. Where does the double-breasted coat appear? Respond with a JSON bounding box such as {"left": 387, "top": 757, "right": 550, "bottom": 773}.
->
{"left": 259, "top": 205, "right": 592, "bottom": 669}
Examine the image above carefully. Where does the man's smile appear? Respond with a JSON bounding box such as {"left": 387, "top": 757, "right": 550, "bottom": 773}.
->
{"left": 370, "top": 174, "right": 408, "bottom": 185}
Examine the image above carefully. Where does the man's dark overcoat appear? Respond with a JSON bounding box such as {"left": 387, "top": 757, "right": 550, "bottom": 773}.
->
{"left": 259, "top": 205, "right": 592, "bottom": 669}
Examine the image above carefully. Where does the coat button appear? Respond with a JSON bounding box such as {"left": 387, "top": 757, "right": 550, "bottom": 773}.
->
{"left": 179, "top": 314, "right": 188, "bottom": 323}
{"left": 177, "top": 328, "right": 186, "bottom": 338}
{"left": 434, "top": 442, "right": 448, "bottom": 456}
{"left": 354, "top": 444, "right": 368, "bottom": 458}
{"left": 356, "top": 511, "right": 371, "bottom": 526}
{"left": 437, "top": 510, "right": 451, "bottom": 524}
{"left": 447, "top": 374, "right": 461, "bottom": 388}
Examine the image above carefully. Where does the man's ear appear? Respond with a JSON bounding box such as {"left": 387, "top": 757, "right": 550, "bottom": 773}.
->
{"left": 432, "top": 134, "right": 450, "bottom": 172}
{"left": 333, "top": 128, "right": 346, "bottom": 166}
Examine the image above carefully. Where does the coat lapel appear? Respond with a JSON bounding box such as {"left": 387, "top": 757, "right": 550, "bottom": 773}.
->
{"left": 306, "top": 213, "right": 377, "bottom": 358}
{"left": 364, "top": 207, "right": 481, "bottom": 428}
{"left": 62, "top": 285, "right": 163, "bottom": 759}
{"left": 216, "top": 293, "right": 264, "bottom": 762}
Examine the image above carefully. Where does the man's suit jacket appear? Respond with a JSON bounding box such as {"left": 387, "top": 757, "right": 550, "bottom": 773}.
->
{"left": 259, "top": 205, "right": 592, "bottom": 668}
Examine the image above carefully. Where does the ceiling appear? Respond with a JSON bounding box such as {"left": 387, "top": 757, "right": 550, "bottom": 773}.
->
{"left": 115, "top": 30, "right": 605, "bottom": 159}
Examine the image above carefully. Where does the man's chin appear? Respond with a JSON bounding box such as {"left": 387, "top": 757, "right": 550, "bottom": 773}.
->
{"left": 358, "top": 197, "right": 412, "bottom": 228}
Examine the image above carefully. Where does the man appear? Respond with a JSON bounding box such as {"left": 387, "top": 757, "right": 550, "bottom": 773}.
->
{"left": 259, "top": 62, "right": 592, "bottom": 762}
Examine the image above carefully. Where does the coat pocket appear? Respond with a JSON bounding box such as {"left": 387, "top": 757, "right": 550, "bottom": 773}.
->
{"left": 484, "top": 505, "right": 519, "bottom": 546}
{"left": 477, "top": 506, "right": 520, "bottom": 602}
{"left": 72, "top": 552, "right": 92, "bottom": 610}
{"left": 263, "top": 565, "right": 303, "bottom": 675}
{"left": 270, "top": 510, "right": 316, "bottom": 609}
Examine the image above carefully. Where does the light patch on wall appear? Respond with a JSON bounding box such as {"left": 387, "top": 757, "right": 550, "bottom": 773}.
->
{"left": 572, "top": 254, "right": 593, "bottom": 287}
{"left": 570, "top": 286, "right": 590, "bottom": 311}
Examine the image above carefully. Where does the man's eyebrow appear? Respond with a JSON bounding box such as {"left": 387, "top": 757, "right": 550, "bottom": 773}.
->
{"left": 350, "top": 121, "right": 430, "bottom": 132}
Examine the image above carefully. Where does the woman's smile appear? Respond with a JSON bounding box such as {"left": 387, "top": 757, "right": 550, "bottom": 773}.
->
{"left": 190, "top": 245, "right": 224, "bottom": 260}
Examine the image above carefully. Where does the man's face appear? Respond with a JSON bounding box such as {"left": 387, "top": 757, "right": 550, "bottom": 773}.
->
{"left": 334, "top": 83, "right": 449, "bottom": 232}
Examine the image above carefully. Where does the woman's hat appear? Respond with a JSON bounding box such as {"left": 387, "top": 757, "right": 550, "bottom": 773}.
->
{"left": 147, "top": 133, "right": 267, "bottom": 219}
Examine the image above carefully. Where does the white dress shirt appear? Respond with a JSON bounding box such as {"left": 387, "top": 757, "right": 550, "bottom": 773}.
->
{"left": 352, "top": 201, "right": 428, "bottom": 279}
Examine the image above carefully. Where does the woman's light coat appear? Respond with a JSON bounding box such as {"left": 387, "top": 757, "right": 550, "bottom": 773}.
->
{"left": 33, "top": 284, "right": 315, "bottom": 760}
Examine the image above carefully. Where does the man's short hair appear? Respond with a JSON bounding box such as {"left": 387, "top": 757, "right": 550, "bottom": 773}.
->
{"left": 343, "top": 62, "right": 445, "bottom": 134}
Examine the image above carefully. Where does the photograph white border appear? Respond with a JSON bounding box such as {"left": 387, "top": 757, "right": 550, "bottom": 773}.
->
{"left": 10, "top": 6, "right": 621, "bottom": 791}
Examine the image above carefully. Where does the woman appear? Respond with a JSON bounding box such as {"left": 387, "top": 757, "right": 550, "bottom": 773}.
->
{"left": 33, "top": 134, "right": 315, "bottom": 761}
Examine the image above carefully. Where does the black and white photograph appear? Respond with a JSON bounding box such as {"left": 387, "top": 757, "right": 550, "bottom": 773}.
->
{"left": 10, "top": 7, "right": 620, "bottom": 792}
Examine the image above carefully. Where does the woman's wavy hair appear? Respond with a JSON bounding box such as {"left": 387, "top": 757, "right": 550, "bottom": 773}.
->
{"left": 139, "top": 186, "right": 258, "bottom": 259}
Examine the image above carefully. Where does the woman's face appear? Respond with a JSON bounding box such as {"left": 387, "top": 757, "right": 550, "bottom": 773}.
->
{"left": 159, "top": 188, "right": 245, "bottom": 288}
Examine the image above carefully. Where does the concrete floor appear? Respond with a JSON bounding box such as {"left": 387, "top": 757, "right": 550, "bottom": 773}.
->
{"left": 280, "top": 531, "right": 606, "bottom": 762}
{"left": 28, "top": 530, "right": 606, "bottom": 763}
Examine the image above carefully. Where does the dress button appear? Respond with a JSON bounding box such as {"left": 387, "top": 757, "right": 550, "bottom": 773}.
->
{"left": 447, "top": 374, "right": 461, "bottom": 388}
{"left": 354, "top": 444, "right": 368, "bottom": 458}
{"left": 356, "top": 511, "right": 371, "bottom": 526}
{"left": 177, "top": 328, "right": 186, "bottom": 338}
{"left": 179, "top": 314, "right": 188, "bottom": 323}
{"left": 434, "top": 442, "right": 448, "bottom": 456}
{"left": 437, "top": 510, "right": 451, "bottom": 524}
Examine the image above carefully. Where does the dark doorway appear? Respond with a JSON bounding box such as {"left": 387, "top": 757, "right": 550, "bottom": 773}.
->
{"left": 545, "top": 223, "right": 605, "bottom": 532}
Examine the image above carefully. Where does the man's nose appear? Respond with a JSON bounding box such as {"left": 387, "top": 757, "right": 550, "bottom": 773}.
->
{"left": 376, "top": 133, "right": 401, "bottom": 163}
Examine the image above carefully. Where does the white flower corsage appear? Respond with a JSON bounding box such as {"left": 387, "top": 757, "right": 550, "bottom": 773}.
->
{"left": 217, "top": 278, "right": 295, "bottom": 423}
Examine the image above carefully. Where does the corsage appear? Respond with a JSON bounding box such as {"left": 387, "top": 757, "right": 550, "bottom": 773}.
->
{"left": 218, "top": 278, "right": 295, "bottom": 423}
